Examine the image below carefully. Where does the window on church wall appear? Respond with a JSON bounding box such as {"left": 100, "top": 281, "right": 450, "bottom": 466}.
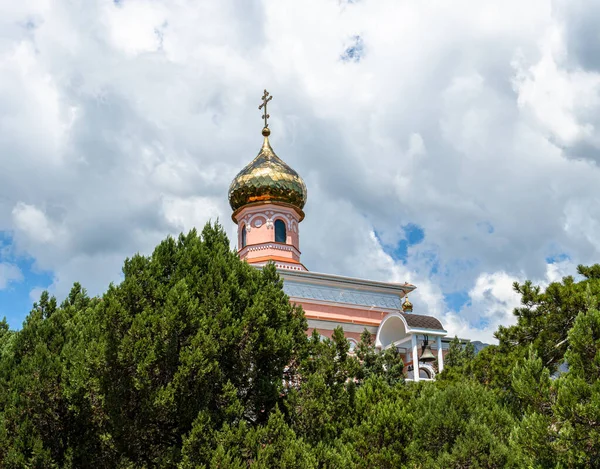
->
{"left": 275, "top": 219, "right": 286, "bottom": 243}
{"left": 241, "top": 225, "right": 247, "bottom": 248}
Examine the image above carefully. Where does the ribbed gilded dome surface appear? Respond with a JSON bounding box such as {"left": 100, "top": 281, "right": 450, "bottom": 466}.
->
{"left": 229, "top": 131, "right": 307, "bottom": 212}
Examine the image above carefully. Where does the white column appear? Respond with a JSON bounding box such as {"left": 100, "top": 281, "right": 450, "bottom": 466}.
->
{"left": 411, "top": 334, "right": 420, "bottom": 382}
{"left": 437, "top": 336, "right": 444, "bottom": 373}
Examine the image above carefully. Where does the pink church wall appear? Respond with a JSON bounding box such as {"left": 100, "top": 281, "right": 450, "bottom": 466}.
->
{"left": 293, "top": 300, "right": 388, "bottom": 327}
{"left": 306, "top": 328, "right": 366, "bottom": 342}
{"left": 234, "top": 204, "right": 302, "bottom": 264}
{"left": 239, "top": 215, "right": 299, "bottom": 248}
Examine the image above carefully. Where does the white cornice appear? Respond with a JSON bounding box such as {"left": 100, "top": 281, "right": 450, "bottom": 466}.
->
{"left": 238, "top": 242, "right": 301, "bottom": 258}
{"left": 249, "top": 260, "right": 307, "bottom": 271}
{"left": 279, "top": 269, "right": 415, "bottom": 297}
{"left": 409, "top": 328, "right": 448, "bottom": 336}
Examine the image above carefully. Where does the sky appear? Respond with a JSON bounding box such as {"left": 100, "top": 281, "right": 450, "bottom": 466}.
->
{"left": 1, "top": 0, "right": 600, "bottom": 343}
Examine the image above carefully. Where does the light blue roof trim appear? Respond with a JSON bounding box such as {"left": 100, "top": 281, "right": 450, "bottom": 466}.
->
{"left": 283, "top": 280, "right": 403, "bottom": 309}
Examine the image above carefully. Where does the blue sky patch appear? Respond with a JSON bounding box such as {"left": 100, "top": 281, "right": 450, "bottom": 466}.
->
{"left": 0, "top": 263, "right": 53, "bottom": 329}
{"left": 404, "top": 223, "right": 425, "bottom": 244}
{"left": 375, "top": 223, "right": 426, "bottom": 264}
{"left": 0, "top": 233, "right": 53, "bottom": 329}
{"left": 444, "top": 291, "right": 471, "bottom": 311}
{"left": 545, "top": 252, "right": 570, "bottom": 264}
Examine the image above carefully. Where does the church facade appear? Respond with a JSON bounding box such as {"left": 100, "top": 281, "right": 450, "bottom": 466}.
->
{"left": 227, "top": 92, "right": 449, "bottom": 381}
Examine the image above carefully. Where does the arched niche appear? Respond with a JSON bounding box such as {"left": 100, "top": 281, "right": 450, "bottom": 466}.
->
{"left": 406, "top": 365, "right": 435, "bottom": 381}
{"left": 375, "top": 313, "right": 409, "bottom": 349}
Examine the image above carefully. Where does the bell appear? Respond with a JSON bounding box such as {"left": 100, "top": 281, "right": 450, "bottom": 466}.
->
{"left": 419, "top": 337, "right": 436, "bottom": 363}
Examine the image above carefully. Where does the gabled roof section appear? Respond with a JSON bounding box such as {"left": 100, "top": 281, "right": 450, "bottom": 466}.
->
{"left": 400, "top": 312, "right": 444, "bottom": 331}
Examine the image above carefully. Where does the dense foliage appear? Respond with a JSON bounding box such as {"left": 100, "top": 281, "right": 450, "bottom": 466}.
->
{"left": 1, "top": 222, "right": 599, "bottom": 468}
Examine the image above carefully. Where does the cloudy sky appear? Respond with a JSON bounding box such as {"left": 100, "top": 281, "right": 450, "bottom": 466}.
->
{"left": 1, "top": 0, "right": 599, "bottom": 342}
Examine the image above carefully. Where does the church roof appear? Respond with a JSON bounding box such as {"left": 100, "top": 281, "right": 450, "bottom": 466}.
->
{"left": 400, "top": 312, "right": 444, "bottom": 331}
{"left": 228, "top": 127, "right": 307, "bottom": 217}
{"left": 280, "top": 269, "right": 416, "bottom": 293}
{"left": 280, "top": 269, "right": 416, "bottom": 310}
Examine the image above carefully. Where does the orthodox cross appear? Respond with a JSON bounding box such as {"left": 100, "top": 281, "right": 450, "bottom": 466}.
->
{"left": 258, "top": 89, "right": 273, "bottom": 128}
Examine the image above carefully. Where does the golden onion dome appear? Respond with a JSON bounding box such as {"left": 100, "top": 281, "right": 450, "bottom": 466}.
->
{"left": 229, "top": 127, "right": 307, "bottom": 218}
{"left": 402, "top": 296, "right": 413, "bottom": 313}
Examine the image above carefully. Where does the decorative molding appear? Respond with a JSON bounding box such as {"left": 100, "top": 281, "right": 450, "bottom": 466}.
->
{"left": 283, "top": 281, "right": 402, "bottom": 309}
{"left": 306, "top": 319, "right": 378, "bottom": 334}
{"left": 247, "top": 243, "right": 293, "bottom": 252}
{"left": 252, "top": 260, "right": 306, "bottom": 271}
{"left": 277, "top": 263, "right": 304, "bottom": 271}
{"left": 238, "top": 242, "right": 301, "bottom": 258}
{"left": 237, "top": 206, "right": 299, "bottom": 233}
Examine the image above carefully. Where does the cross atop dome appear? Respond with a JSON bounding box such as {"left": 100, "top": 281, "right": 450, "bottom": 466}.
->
{"left": 258, "top": 89, "right": 273, "bottom": 135}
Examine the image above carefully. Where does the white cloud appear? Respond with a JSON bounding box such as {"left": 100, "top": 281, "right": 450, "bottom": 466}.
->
{"left": 12, "top": 203, "right": 64, "bottom": 245}
{"left": 161, "top": 195, "right": 222, "bottom": 235}
{"left": 0, "top": 0, "right": 599, "bottom": 337}
{"left": 513, "top": 34, "right": 600, "bottom": 148}
{"left": 0, "top": 263, "right": 23, "bottom": 290}
{"left": 544, "top": 258, "right": 577, "bottom": 285}
{"left": 447, "top": 271, "right": 524, "bottom": 343}
{"left": 102, "top": 1, "right": 168, "bottom": 56}
{"left": 441, "top": 259, "right": 580, "bottom": 344}
{"left": 28, "top": 286, "right": 48, "bottom": 306}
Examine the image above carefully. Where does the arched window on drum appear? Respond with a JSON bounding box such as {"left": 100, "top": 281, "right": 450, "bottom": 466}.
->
{"left": 275, "top": 219, "right": 286, "bottom": 243}
{"left": 241, "top": 224, "right": 247, "bottom": 248}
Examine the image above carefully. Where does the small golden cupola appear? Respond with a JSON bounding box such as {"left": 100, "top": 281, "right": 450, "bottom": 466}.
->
{"left": 402, "top": 296, "right": 413, "bottom": 313}
{"left": 228, "top": 90, "right": 308, "bottom": 271}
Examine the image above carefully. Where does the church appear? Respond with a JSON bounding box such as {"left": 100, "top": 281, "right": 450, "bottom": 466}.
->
{"left": 227, "top": 91, "right": 450, "bottom": 381}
